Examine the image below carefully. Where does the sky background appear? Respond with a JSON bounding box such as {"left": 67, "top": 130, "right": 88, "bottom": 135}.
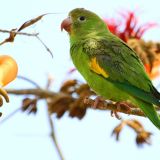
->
{"left": 1, "top": 0, "right": 160, "bottom": 160}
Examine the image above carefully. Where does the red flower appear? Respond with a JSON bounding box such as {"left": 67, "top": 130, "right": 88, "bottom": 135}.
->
{"left": 104, "top": 10, "right": 157, "bottom": 42}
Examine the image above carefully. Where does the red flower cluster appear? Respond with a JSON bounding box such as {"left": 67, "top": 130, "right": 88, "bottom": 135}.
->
{"left": 104, "top": 11, "right": 157, "bottom": 42}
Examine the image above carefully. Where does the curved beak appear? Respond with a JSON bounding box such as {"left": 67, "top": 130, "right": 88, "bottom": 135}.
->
{"left": 61, "top": 17, "right": 72, "bottom": 33}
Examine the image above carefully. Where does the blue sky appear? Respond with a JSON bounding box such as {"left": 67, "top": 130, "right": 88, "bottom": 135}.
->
{"left": 0, "top": 0, "right": 160, "bottom": 160}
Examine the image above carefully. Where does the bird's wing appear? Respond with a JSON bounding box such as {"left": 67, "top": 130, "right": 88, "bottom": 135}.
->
{"left": 83, "top": 36, "right": 160, "bottom": 105}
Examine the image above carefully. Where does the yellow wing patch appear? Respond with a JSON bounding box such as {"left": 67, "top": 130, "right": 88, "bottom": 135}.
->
{"left": 90, "top": 57, "right": 109, "bottom": 78}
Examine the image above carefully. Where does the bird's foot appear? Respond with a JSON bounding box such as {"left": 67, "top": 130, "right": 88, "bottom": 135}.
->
{"left": 116, "top": 101, "right": 132, "bottom": 114}
{"left": 111, "top": 102, "right": 132, "bottom": 120}
{"left": 111, "top": 110, "right": 121, "bottom": 120}
{"left": 92, "top": 96, "right": 104, "bottom": 109}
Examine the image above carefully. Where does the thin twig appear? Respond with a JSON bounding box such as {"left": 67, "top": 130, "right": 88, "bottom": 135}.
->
{"left": 0, "top": 76, "right": 41, "bottom": 125}
{"left": 46, "top": 74, "right": 54, "bottom": 89}
{"left": 0, "top": 97, "right": 41, "bottom": 125}
{"left": 35, "top": 35, "right": 53, "bottom": 58}
{"left": 0, "top": 29, "right": 39, "bottom": 36}
{"left": 17, "top": 75, "right": 41, "bottom": 88}
{"left": 0, "top": 29, "right": 53, "bottom": 58}
{"left": 0, "top": 107, "right": 21, "bottom": 124}
{"left": 45, "top": 76, "right": 64, "bottom": 160}
{"left": 47, "top": 113, "right": 64, "bottom": 160}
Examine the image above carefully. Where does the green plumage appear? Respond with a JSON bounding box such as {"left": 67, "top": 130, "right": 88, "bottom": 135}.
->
{"left": 65, "top": 8, "right": 160, "bottom": 129}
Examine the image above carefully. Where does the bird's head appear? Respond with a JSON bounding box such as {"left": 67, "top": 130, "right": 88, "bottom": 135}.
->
{"left": 61, "top": 8, "right": 108, "bottom": 40}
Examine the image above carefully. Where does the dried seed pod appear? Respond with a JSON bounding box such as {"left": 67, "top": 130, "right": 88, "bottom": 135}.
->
{"left": 21, "top": 97, "right": 38, "bottom": 114}
{"left": 136, "top": 131, "right": 152, "bottom": 146}
{"left": 48, "top": 80, "right": 95, "bottom": 119}
{"left": 60, "top": 79, "right": 77, "bottom": 94}
{"left": 48, "top": 96, "right": 73, "bottom": 118}
{"left": 69, "top": 97, "right": 87, "bottom": 119}
{"left": 112, "top": 119, "right": 152, "bottom": 146}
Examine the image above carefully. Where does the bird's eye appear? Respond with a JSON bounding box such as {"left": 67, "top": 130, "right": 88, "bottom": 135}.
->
{"left": 78, "top": 16, "right": 86, "bottom": 22}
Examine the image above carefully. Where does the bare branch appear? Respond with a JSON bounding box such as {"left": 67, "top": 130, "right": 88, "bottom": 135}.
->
{"left": 47, "top": 113, "right": 64, "bottom": 160}
{"left": 17, "top": 75, "right": 41, "bottom": 88}
{"left": 0, "top": 108, "right": 21, "bottom": 124}
{"left": 6, "top": 88, "right": 146, "bottom": 117}
{"left": 35, "top": 35, "right": 53, "bottom": 58}
{"left": 0, "top": 29, "right": 38, "bottom": 36}
{"left": 6, "top": 88, "right": 58, "bottom": 98}
{"left": 0, "top": 29, "right": 53, "bottom": 58}
{"left": 45, "top": 76, "right": 65, "bottom": 160}
{"left": 84, "top": 97, "right": 145, "bottom": 117}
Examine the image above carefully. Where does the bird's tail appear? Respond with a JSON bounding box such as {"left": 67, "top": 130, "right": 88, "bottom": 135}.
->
{"left": 134, "top": 98, "right": 160, "bottom": 130}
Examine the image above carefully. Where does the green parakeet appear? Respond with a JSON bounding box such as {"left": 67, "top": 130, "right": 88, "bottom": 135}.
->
{"left": 61, "top": 8, "right": 160, "bottom": 129}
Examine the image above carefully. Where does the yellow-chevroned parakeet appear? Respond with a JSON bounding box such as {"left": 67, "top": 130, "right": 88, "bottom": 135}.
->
{"left": 61, "top": 8, "right": 160, "bottom": 129}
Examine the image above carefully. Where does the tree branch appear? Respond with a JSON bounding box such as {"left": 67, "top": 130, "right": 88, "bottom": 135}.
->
{"left": 6, "top": 88, "right": 58, "bottom": 97}
{"left": 6, "top": 88, "right": 146, "bottom": 117}
{"left": 0, "top": 29, "right": 38, "bottom": 36}
{"left": 84, "top": 97, "right": 145, "bottom": 117}
{"left": 0, "top": 29, "right": 53, "bottom": 58}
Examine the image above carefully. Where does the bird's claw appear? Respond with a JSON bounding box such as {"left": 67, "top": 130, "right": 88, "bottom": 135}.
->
{"left": 111, "top": 102, "right": 132, "bottom": 120}
{"left": 111, "top": 110, "right": 121, "bottom": 120}
{"left": 92, "top": 96, "right": 104, "bottom": 109}
{"left": 116, "top": 101, "right": 132, "bottom": 114}
{"left": 0, "top": 87, "right": 9, "bottom": 107}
